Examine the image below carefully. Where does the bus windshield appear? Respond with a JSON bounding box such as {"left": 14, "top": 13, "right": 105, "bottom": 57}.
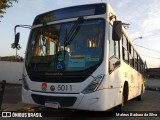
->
{"left": 26, "top": 19, "right": 105, "bottom": 72}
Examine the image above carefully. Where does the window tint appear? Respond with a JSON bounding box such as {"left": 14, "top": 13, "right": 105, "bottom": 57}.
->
{"left": 141, "top": 62, "right": 145, "bottom": 75}
{"left": 121, "top": 34, "right": 144, "bottom": 74}
{"left": 122, "top": 35, "right": 129, "bottom": 63}
{"left": 134, "top": 52, "right": 138, "bottom": 70}
{"left": 129, "top": 43, "right": 134, "bottom": 67}
{"left": 139, "top": 58, "right": 143, "bottom": 73}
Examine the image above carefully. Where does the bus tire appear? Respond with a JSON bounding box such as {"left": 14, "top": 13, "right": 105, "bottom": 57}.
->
{"left": 113, "top": 96, "right": 123, "bottom": 112}
{"left": 114, "top": 82, "right": 128, "bottom": 112}
{"left": 134, "top": 95, "right": 141, "bottom": 101}
{"left": 134, "top": 85, "right": 143, "bottom": 101}
{"left": 123, "top": 82, "right": 129, "bottom": 104}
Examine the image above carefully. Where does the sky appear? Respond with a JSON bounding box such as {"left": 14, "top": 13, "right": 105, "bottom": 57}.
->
{"left": 0, "top": 0, "right": 160, "bottom": 68}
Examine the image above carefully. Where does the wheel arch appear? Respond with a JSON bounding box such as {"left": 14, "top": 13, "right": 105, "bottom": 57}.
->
{"left": 123, "top": 81, "right": 129, "bottom": 103}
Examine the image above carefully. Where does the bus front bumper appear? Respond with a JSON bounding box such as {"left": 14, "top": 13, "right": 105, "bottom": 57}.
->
{"left": 22, "top": 87, "right": 108, "bottom": 111}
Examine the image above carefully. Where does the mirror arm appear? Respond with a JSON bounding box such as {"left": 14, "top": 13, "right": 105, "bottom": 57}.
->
{"left": 14, "top": 25, "right": 31, "bottom": 48}
{"left": 109, "top": 15, "right": 117, "bottom": 21}
{"left": 14, "top": 25, "right": 32, "bottom": 35}
{"left": 14, "top": 25, "right": 20, "bottom": 35}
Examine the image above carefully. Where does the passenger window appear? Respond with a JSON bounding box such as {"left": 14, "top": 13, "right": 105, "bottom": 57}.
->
{"left": 129, "top": 43, "right": 134, "bottom": 67}
{"left": 137, "top": 56, "right": 141, "bottom": 72}
{"left": 122, "top": 35, "right": 129, "bottom": 64}
{"left": 134, "top": 53, "right": 138, "bottom": 70}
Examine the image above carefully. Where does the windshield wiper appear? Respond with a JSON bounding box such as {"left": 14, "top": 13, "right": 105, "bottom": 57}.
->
{"left": 55, "top": 17, "right": 84, "bottom": 64}
{"left": 64, "top": 17, "right": 84, "bottom": 46}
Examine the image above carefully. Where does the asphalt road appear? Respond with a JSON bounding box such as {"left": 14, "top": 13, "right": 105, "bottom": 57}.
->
{"left": 1, "top": 84, "right": 160, "bottom": 120}
{"left": 123, "top": 90, "right": 160, "bottom": 111}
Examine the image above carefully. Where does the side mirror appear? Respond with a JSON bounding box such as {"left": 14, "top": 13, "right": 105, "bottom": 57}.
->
{"left": 15, "top": 32, "right": 20, "bottom": 48}
{"left": 112, "top": 21, "right": 122, "bottom": 41}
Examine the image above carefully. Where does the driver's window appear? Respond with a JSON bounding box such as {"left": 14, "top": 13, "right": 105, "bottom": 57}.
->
{"left": 109, "top": 24, "right": 120, "bottom": 73}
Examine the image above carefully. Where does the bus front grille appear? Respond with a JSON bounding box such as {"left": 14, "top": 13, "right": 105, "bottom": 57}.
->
{"left": 31, "top": 94, "right": 77, "bottom": 107}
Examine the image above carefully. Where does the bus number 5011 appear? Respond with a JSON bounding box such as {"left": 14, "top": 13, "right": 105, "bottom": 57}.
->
{"left": 57, "top": 85, "right": 72, "bottom": 91}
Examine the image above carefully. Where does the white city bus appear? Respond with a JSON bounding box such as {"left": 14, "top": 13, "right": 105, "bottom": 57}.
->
{"left": 14, "top": 3, "right": 146, "bottom": 111}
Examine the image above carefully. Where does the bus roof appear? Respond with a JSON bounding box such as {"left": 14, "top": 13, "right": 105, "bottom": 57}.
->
{"left": 33, "top": 3, "right": 106, "bottom": 25}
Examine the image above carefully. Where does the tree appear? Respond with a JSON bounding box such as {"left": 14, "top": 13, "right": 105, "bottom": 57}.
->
{"left": 11, "top": 43, "right": 21, "bottom": 58}
{"left": 0, "top": 0, "right": 18, "bottom": 21}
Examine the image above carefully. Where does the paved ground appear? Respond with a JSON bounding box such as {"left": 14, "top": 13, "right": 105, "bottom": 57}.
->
{"left": 1, "top": 84, "right": 160, "bottom": 119}
{"left": 1, "top": 84, "right": 36, "bottom": 111}
{"left": 3, "top": 84, "right": 21, "bottom": 104}
{"left": 145, "top": 78, "right": 160, "bottom": 90}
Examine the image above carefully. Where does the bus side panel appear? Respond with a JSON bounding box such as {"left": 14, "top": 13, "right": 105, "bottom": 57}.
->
{"left": 120, "top": 61, "right": 143, "bottom": 101}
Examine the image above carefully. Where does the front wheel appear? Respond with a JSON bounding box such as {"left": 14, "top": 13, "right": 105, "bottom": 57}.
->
{"left": 114, "top": 84, "right": 128, "bottom": 112}
{"left": 114, "top": 93, "right": 124, "bottom": 112}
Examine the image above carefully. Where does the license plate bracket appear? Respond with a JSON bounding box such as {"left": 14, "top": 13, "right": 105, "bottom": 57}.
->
{"left": 45, "top": 101, "right": 59, "bottom": 109}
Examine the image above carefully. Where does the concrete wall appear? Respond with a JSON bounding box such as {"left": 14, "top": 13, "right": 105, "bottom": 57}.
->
{"left": 145, "top": 78, "right": 160, "bottom": 89}
{"left": 0, "top": 61, "right": 160, "bottom": 87}
{"left": 0, "top": 61, "right": 23, "bottom": 84}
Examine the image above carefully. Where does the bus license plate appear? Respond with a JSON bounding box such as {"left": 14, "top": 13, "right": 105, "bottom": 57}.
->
{"left": 45, "top": 101, "right": 59, "bottom": 109}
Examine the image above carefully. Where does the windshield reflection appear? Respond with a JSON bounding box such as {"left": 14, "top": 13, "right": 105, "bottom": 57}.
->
{"left": 26, "top": 19, "right": 105, "bottom": 72}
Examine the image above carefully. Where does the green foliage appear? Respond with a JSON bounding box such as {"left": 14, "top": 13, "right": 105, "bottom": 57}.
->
{"left": 0, "top": 0, "right": 18, "bottom": 20}
{"left": 11, "top": 43, "right": 21, "bottom": 50}
{"left": 11, "top": 43, "right": 21, "bottom": 57}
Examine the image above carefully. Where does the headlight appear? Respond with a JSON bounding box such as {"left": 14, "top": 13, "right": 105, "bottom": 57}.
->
{"left": 22, "top": 74, "right": 30, "bottom": 90}
{"left": 82, "top": 74, "right": 104, "bottom": 94}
